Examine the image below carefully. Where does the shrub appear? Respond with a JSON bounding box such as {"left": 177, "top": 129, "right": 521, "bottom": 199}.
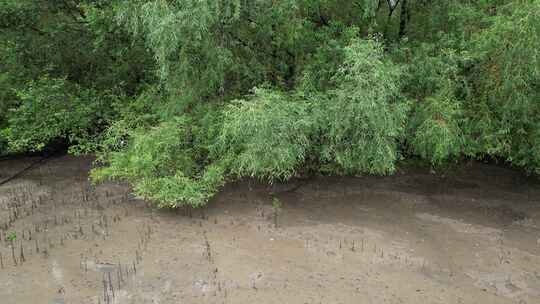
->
{"left": 215, "top": 88, "right": 313, "bottom": 181}
{"left": 318, "top": 39, "right": 408, "bottom": 174}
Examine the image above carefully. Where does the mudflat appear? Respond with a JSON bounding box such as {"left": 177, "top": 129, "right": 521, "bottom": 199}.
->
{"left": 0, "top": 156, "right": 539, "bottom": 304}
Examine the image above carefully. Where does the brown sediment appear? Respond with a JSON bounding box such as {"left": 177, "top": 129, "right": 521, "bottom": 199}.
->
{"left": 0, "top": 155, "right": 538, "bottom": 303}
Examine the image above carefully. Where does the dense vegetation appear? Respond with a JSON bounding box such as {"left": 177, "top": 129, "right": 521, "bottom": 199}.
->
{"left": 1, "top": 0, "right": 539, "bottom": 207}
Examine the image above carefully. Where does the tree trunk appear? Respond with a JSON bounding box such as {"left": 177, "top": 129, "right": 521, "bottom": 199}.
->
{"left": 399, "top": 0, "right": 408, "bottom": 39}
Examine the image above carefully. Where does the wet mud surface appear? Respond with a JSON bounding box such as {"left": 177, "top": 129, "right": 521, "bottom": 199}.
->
{"left": 1, "top": 156, "right": 539, "bottom": 303}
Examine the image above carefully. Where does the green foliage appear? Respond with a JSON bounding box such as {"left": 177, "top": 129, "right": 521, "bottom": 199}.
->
{"left": 272, "top": 197, "right": 283, "bottom": 212}
{"left": 408, "top": 90, "right": 463, "bottom": 165}
{"left": 320, "top": 39, "right": 408, "bottom": 174}
{"left": 91, "top": 116, "right": 225, "bottom": 207}
{"left": 6, "top": 77, "right": 113, "bottom": 152}
{"left": 6, "top": 231, "right": 17, "bottom": 242}
{"left": 0, "top": 0, "right": 153, "bottom": 154}
{"left": 298, "top": 25, "right": 359, "bottom": 94}
{"left": 132, "top": 163, "right": 225, "bottom": 208}
{"left": 400, "top": 44, "right": 468, "bottom": 165}
{"left": 467, "top": 0, "right": 540, "bottom": 173}
{"left": 216, "top": 88, "right": 312, "bottom": 181}
{"left": 2, "top": 0, "right": 539, "bottom": 207}
{"left": 117, "top": 0, "right": 239, "bottom": 105}
{"left": 83, "top": 87, "right": 164, "bottom": 159}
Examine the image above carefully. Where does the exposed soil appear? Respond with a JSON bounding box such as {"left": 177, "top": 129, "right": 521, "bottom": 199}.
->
{"left": 1, "top": 156, "right": 539, "bottom": 304}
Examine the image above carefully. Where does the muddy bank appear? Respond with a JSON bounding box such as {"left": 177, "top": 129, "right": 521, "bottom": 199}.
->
{"left": 0, "top": 156, "right": 539, "bottom": 303}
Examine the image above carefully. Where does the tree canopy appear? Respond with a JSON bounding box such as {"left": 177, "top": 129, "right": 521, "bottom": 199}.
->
{"left": 1, "top": 0, "right": 539, "bottom": 207}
